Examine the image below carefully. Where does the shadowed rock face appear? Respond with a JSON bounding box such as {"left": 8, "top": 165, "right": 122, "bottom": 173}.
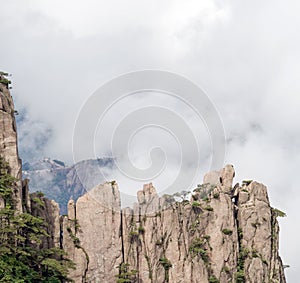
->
{"left": 63, "top": 169, "right": 286, "bottom": 283}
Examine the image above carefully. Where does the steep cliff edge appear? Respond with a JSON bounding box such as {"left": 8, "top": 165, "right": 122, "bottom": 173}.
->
{"left": 0, "top": 75, "right": 286, "bottom": 282}
{"left": 64, "top": 166, "right": 286, "bottom": 283}
{"left": 0, "top": 74, "right": 69, "bottom": 281}
{"left": 0, "top": 73, "right": 23, "bottom": 212}
{"left": 0, "top": 73, "right": 60, "bottom": 246}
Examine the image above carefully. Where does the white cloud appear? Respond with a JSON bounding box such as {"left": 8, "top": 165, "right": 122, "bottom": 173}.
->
{"left": 0, "top": 0, "right": 299, "bottom": 280}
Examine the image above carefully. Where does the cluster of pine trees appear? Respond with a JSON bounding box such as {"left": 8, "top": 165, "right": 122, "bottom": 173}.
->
{"left": 0, "top": 157, "right": 73, "bottom": 282}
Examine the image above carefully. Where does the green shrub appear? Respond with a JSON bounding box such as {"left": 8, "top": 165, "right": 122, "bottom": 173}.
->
{"left": 32, "top": 196, "right": 45, "bottom": 208}
{"left": 272, "top": 207, "right": 287, "bottom": 218}
{"left": 0, "top": 71, "right": 9, "bottom": 76}
{"left": 192, "top": 201, "right": 200, "bottom": 207}
{"left": 189, "top": 238, "right": 208, "bottom": 262}
{"left": 0, "top": 157, "right": 74, "bottom": 282}
{"left": 36, "top": 191, "right": 45, "bottom": 197}
{"left": 234, "top": 244, "right": 248, "bottom": 283}
{"left": 138, "top": 226, "right": 145, "bottom": 234}
{"left": 204, "top": 206, "right": 214, "bottom": 211}
{"left": 235, "top": 270, "right": 245, "bottom": 283}
{"left": 209, "top": 275, "right": 220, "bottom": 283}
{"left": 159, "top": 257, "right": 172, "bottom": 270}
{"left": 237, "top": 227, "right": 243, "bottom": 239}
{"left": 213, "top": 192, "right": 220, "bottom": 199}
{"left": 159, "top": 257, "right": 172, "bottom": 282}
{"left": 222, "top": 266, "right": 230, "bottom": 274}
{"left": 67, "top": 227, "right": 80, "bottom": 248}
{"left": 203, "top": 235, "right": 210, "bottom": 240}
{"left": 0, "top": 78, "right": 11, "bottom": 85}
{"left": 116, "top": 263, "right": 138, "bottom": 283}
{"left": 252, "top": 249, "right": 259, "bottom": 258}
{"left": 192, "top": 201, "right": 202, "bottom": 214}
{"left": 222, "top": 228, "right": 233, "bottom": 236}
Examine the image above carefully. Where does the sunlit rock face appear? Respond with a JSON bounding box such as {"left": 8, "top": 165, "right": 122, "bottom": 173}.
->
{"left": 1, "top": 80, "right": 286, "bottom": 283}
{"left": 63, "top": 167, "right": 286, "bottom": 283}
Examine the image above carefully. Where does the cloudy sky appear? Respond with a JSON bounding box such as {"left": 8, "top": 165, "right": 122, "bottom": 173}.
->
{"left": 0, "top": 0, "right": 299, "bottom": 280}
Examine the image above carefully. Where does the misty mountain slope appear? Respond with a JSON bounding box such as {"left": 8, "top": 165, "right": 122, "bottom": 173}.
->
{"left": 22, "top": 157, "right": 115, "bottom": 214}
{"left": 1, "top": 76, "right": 287, "bottom": 283}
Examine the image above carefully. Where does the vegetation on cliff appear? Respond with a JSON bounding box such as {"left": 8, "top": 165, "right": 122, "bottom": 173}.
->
{"left": 0, "top": 157, "right": 73, "bottom": 282}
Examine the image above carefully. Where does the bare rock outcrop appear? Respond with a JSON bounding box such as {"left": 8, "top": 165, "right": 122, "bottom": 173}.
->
{"left": 65, "top": 166, "right": 286, "bottom": 283}
{"left": 0, "top": 75, "right": 22, "bottom": 212}
{"left": 237, "top": 181, "right": 286, "bottom": 283}
{"left": 62, "top": 182, "right": 122, "bottom": 283}
{"left": 203, "top": 164, "right": 235, "bottom": 192}
{"left": 0, "top": 77, "right": 286, "bottom": 282}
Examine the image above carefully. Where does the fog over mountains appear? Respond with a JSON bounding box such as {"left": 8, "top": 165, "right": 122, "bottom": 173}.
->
{"left": 2, "top": 1, "right": 299, "bottom": 280}
{"left": 23, "top": 157, "right": 115, "bottom": 214}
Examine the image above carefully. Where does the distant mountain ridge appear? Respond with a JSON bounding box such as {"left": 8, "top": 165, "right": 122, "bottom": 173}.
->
{"left": 22, "top": 157, "right": 115, "bottom": 214}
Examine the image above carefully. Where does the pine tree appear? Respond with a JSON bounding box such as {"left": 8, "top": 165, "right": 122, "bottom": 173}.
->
{"left": 0, "top": 157, "right": 74, "bottom": 282}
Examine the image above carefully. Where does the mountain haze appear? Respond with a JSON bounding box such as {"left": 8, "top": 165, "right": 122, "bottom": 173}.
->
{"left": 0, "top": 74, "right": 287, "bottom": 282}
{"left": 23, "top": 157, "right": 114, "bottom": 214}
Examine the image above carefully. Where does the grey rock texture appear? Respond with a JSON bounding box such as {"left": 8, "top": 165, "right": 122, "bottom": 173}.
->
{"left": 0, "top": 75, "right": 22, "bottom": 212}
{"left": 62, "top": 183, "right": 122, "bottom": 282}
{"left": 1, "top": 79, "right": 286, "bottom": 282}
{"left": 237, "top": 181, "right": 286, "bottom": 283}
{"left": 65, "top": 169, "right": 286, "bottom": 283}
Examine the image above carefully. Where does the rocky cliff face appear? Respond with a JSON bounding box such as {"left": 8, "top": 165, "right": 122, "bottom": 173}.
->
{"left": 63, "top": 183, "right": 122, "bottom": 282}
{"left": 0, "top": 73, "right": 23, "bottom": 212}
{"left": 63, "top": 166, "right": 286, "bottom": 283}
{"left": 0, "top": 74, "right": 60, "bottom": 250}
{"left": 0, "top": 76, "right": 286, "bottom": 282}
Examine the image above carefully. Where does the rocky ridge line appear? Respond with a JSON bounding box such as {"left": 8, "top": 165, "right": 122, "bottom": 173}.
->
{"left": 63, "top": 165, "right": 286, "bottom": 283}
{"left": 0, "top": 76, "right": 286, "bottom": 283}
